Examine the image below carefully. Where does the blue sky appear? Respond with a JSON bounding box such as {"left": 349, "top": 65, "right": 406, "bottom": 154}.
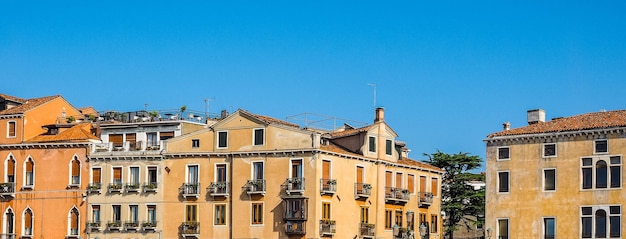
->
{"left": 2, "top": 1, "right": 626, "bottom": 170}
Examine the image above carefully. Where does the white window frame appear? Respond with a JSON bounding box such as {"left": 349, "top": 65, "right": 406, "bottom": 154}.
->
{"left": 368, "top": 136, "right": 376, "bottom": 153}
{"left": 497, "top": 170, "right": 510, "bottom": 194}
{"left": 22, "top": 207, "right": 33, "bottom": 236}
{"left": 67, "top": 207, "right": 80, "bottom": 236}
{"left": 217, "top": 130, "right": 228, "bottom": 149}
{"left": 581, "top": 156, "right": 622, "bottom": 190}
{"left": 3, "top": 207, "right": 14, "bottom": 235}
{"left": 191, "top": 139, "right": 200, "bottom": 148}
{"left": 497, "top": 218, "right": 509, "bottom": 239}
{"left": 6, "top": 121, "right": 16, "bottom": 138}
{"left": 111, "top": 166, "right": 123, "bottom": 184}
{"left": 385, "top": 139, "right": 393, "bottom": 156}
{"left": 90, "top": 167, "right": 102, "bottom": 184}
{"left": 214, "top": 163, "right": 228, "bottom": 182}
{"left": 145, "top": 166, "right": 159, "bottom": 184}
{"left": 289, "top": 158, "right": 304, "bottom": 178}
{"left": 214, "top": 203, "right": 228, "bottom": 226}
{"left": 542, "top": 217, "right": 556, "bottom": 239}
{"left": 68, "top": 155, "right": 81, "bottom": 187}
{"left": 128, "top": 204, "right": 139, "bottom": 222}
{"left": 543, "top": 143, "right": 557, "bottom": 158}
{"left": 595, "top": 139, "right": 609, "bottom": 154}
{"left": 128, "top": 166, "right": 140, "bottom": 185}
{"left": 250, "top": 202, "right": 264, "bottom": 226}
{"left": 186, "top": 164, "right": 200, "bottom": 184}
{"left": 4, "top": 154, "right": 15, "bottom": 183}
{"left": 543, "top": 168, "right": 557, "bottom": 192}
{"left": 580, "top": 205, "right": 621, "bottom": 238}
{"left": 146, "top": 204, "right": 157, "bottom": 222}
{"left": 22, "top": 156, "right": 35, "bottom": 189}
{"left": 396, "top": 172, "right": 404, "bottom": 188}
{"left": 252, "top": 128, "right": 265, "bottom": 146}
{"left": 251, "top": 161, "right": 264, "bottom": 180}
{"left": 497, "top": 146, "right": 510, "bottom": 161}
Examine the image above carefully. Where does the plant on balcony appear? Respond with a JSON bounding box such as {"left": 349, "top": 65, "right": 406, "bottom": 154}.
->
{"left": 108, "top": 183, "right": 122, "bottom": 191}
{"left": 87, "top": 184, "right": 101, "bottom": 190}
{"left": 327, "top": 179, "right": 337, "bottom": 185}
{"left": 142, "top": 221, "right": 156, "bottom": 227}
{"left": 320, "top": 219, "right": 336, "bottom": 225}
{"left": 211, "top": 182, "right": 227, "bottom": 188}
{"left": 125, "top": 221, "right": 139, "bottom": 227}
{"left": 107, "top": 221, "right": 121, "bottom": 227}
{"left": 126, "top": 183, "right": 140, "bottom": 189}
{"left": 145, "top": 182, "right": 157, "bottom": 189}
{"left": 289, "top": 178, "right": 302, "bottom": 184}
{"left": 87, "top": 221, "right": 100, "bottom": 227}
{"left": 66, "top": 116, "right": 75, "bottom": 123}
{"left": 362, "top": 184, "right": 372, "bottom": 189}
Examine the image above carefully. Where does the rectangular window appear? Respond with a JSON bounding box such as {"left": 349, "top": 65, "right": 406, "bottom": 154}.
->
{"left": 385, "top": 139, "right": 392, "bottom": 155}
{"left": 92, "top": 205, "right": 100, "bottom": 222}
{"left": 253, "top": 162, "right": 264, "bottom": 180}
{"left": 129, "top": 205, "right": 138, "bottom": 222}
{"left": 582, "top": 158, "right": 593, "bottom": 189}
{"left": 216, "top": 164, "right": 227, "bottom": 182}
{"left": 610, "top": 156, "right": 621, "bottom": 188}
{"left": 215, "top": 204, "right": 226, "bottom": 225}
{"left": 407, "top": 174, "right": 415, "bottom": 193}
{"left": 25, "top": 160, "right": 33, "bottom": 186}
{"left": 110, "top": 134, "right": 123, "bottom": 147}
{"left": 253, "top": 128, "right": 264, "bottom": 146}
{"left": 186, "top": 205, "right": 197, "bottom": 222}
{"left": 113, "top": 167, "right": 122, "bottom": 184}
{"left": 290, "top": 159, "right": 303, "bottom": 178}
{"left": 129, "top": 166, "right": 139, "bottom": 185}
{"left": 146, "top": 132, "right": 157, "bottom": 147}
{"left": 187, "top": 165, "right": 198, "bottom": 183}
{"left": 112, "top": 205, "right": 121, "bottom": 221}
{"left": 147, "top": 166, "right": 157, "bottom": 184}
{"left": 544, "top": 217, "right": 555, "bottom": 239}
{"left": 7, "top": 121, "right": 16, "bottom": 138}
{"left": 419, "top": 213, "right": 428, "bottom": 229}
{"left": 431, "top": 214, "right": 438, "bottom": 233}
{"left": 595, "top": 140, "right": 608, "bottom": 154}
{"left": 543, "top": 143, "right": 557, "bottom": 157}
{"left": 396, "top": 172, "right": 403, "bottom": 188}
{"left": 360, "top": 207, "right": 369, "bottom": 224}
{"left": 217, "top": 131, "right": 228, "bottom": 148}
{"left": 498, "top": 171, "right": 510, "bottom": 193}
{"left": 420, "top": 176, "right": 426, "bottom": 193}
{"left": 252, "top": 203, "right": 263, "bottom": 225}
{"left": 147, "top": 205, "right": 156, "bottom": 222}
{"left": 395, "top": 210, "right": 403, "bottom": 228}
{"left": 322, "top": 202, "right": 331, "bottom": 220}
{"left": 159, "top": 131, "right": 174, "bottom": 141}
{"left": 385, "top": 209, "right": 393, "bottom": 229}
{"left": 369, "top": 136, "right": 376, "bottom": 152}
{"left": 498, "top": 147, "right": 510, "bottom": 160}
{"left": 498, "top": 218, "right": 509, "bottom": 239}
{"left": 431, "top": 178, "right": 438, "bottom": 196}
{"left": 92, "top": 168, "right": 101, "bottom": 184}
{"left": 191, "top": 139, "right": 200, "bottom": 148}
{"left": 544, "top": 169, "right": 556, "bottom": 191}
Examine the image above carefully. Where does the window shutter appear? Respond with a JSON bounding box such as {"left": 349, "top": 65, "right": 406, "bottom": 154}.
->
{"left": 8, "top": 159, "right": 14, "bottom": 175}
{"left": 408, "top": 175, "right": 415, "bottom": 193}
{"left": 420, "top": 176, "right": 426, "bottom": 192}
{"left": 356, "top": 167, "right": 364, "bottom": 184}
{"left": 72, "top": 159, "right": 80, "bottom": 177}
{"left": 109, "top": 134, "right": 123, "bottom": 146}
{"left": 385, "top": 171, "right": 392, "bottom": 187}
{"left": 322, "top": 161, "right": 330, "bottom": 179}
{"left": 113, "top": 168, "right": 122, "bottom": 180}
{"left": 26, "top": 160, "right": 33, "bottom": 172}
{"left": 71, "top": 209, "right": 78, "bottom": 228}
{"left": 93, "top": 168, "right": 101, "bottom": 183}
{"left": 25, "top": 210, "right": 32, "bottom": 228}
{"left": 396, "top": 173, "right": 402, "bottom": 188}
{"left": 126, "top": 133, "right": 136, "bottom": 142}
{"left": 431, "top": 178, "right": 438, "bottom": 196}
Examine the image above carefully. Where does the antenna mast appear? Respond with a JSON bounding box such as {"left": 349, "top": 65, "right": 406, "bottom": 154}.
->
{"left": 367, "top": 83, "right": 376, "bottom": 108}
{"left": 204, "top": 97, "right": 215, "bottom": 118}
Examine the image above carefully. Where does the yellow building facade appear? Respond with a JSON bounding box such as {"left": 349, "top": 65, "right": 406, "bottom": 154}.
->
{"left": 485, "top": 109, "right": 626, "bottom": 238}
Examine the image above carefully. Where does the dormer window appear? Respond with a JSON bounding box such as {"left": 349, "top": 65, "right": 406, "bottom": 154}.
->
{"left": 368, "top": 136, "right": 376, "bottom": 153}
{"left": 7, "top": 121, "right": 16, "bottom": 138}
{"left": 385, "top": 140, "right": 392, "bottom": 155}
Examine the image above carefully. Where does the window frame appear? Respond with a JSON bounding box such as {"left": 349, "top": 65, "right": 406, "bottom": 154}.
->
{"left": 368, "top": 136, "right": 376, "bottom": 153}
{"left": 128, "top": 166, "right": 140, "bottom": 186}
{"left": 146, "top": 166, "right": 158, "bottom": 184}
{"left": 7, "top": 121, "right": 16, "bottom": 138}
{"left": 68, "top": 155, "right": 81, "bottom": 187}
{"left": 68, "top": 207, "right": 80, "bottom": 236}
{"left": 543, "top": 143, "right": 557, "bottom": 158}
{"left": 253, "top": 128, "right": 265, "bottom": 146}
{"left": 385, "top": 139, "right": 393, "bottom": 155}
{"left": 497, "top": 218, "right": 509, "bottom": 239}
{"left": 322, "top": 201, "right": 331, "bottom": 220}
{"left": 581, "top": 205, "right": 621, "bottom": 238}
{"left": 543, "top": 217, "right": 556, "bottom": 239}
{"left": 497, "top": 171, "right": 510, "bottom": 193}
{"left": 215, "top": 163, "right": 228, "bottom": 182}
{"left": 146, "top": 204, "right": 157, "bottom": 223}
{"left": 497, "top": 146, "right": 510, "bottom": 161}
{"left": 185, "top": 204, "right": 197, "bottom": 222}
{"left": 217, "top": 131, "right": 228, "bottom": 149}
{"left": 23, "top": 157, "right": 35, "bottom": 189}
{"left": 360, "top": 206, "right": 369, "bottom": 224}
{"left": 112, "top": 166, "right": 123, "bottom": 184}
{"left": 594, "top": 139, "right": 609, "bottom": 154}
{"left": 191, "top": 139, "right": 200, "bottom": 148}
{"left": 5, "top": 154, "right": 16, "bottom": 183}
{"left": 251, "top": 161, "right": 264, "bottom": 180}
{"left": 581, "top": 156, "right": 621, "bottom": 190}
{"left": 214, "top": 204, "right": 227, "bottom": 226}
{"left": 384, "top": 209, "right": 393, "bottom": 230}
{"left": 22, "top": 207, "right": 33, "bottom": 236}
{"left": 251, "top": 202, "right": 264, "bottom": 225}
{"left": 543, "top": 168, "right": 556, "bottom": 192}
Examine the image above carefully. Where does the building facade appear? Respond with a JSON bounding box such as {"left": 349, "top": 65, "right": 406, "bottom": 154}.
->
{"left": 485, "top": 109, "right": 626, "bottom": 238}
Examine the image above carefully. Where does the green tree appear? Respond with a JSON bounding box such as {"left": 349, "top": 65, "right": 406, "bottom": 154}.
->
{"left": 424, "top": 150, "right": 484, "bottom": 239}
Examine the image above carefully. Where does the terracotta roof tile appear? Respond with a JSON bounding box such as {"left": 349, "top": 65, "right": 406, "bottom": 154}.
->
{"left": 488, "top": 110, "right": 626, "bottom": 138}
{"left": 0, "top": 94, "right": 27, "bottom": 103}
{"left": 27, "top": 123, "right": 99, "bottom": 142}
{"left": 328, "top": 125, "right": 374, "bottom": 138}
{"left": 320, "top": 143, "right": 443, "bottom": 172}
{"left": 0, "top": 95, "right": 60, "bottom": 115}
{"left": 253, "top": 114, "right": 301, "bottom": 128}
{"left": 398, "top": 157, "right": 444, "bottom": 172}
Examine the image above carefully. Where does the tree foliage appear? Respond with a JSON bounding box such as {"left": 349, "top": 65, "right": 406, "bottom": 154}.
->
{"left": 424, "top": 150, "right": 484, "bottom": 239}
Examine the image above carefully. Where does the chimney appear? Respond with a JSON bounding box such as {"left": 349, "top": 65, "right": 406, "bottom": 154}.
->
{"left": 220, "top": 110, "right": 229, "bottom": 119}
{"left": 503, "top": 121, "right": 511, "bottom": 130}
{"left": 527, "top": 109, "right": 546, "bottom": 125}
{"left": 374, "top": 107, "right": 385, "bottom": 123}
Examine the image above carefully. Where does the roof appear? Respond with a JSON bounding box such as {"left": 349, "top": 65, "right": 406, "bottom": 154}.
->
{"left": 26, "top": 123, "right": 99, "bottom": 142}
{"left": 0, "top": 95, "right": 60, "bottom": 115}
{"left": 0, "top": 94, "right": 26, "bottom": 104}
{"left": 488, "top": 110, "right": 626, "bottom": 138}
{"left": 398, "top": 157, "right": 444, "bottom": 172}
{"left": 328, "top": 125, "right": 374, "bottom": 138}
{"left": 320, "top": 143, "right": 442, "bottom": 172}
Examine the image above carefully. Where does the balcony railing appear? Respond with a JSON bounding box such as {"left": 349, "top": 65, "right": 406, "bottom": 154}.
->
{"left": 108, "top": 183, "right": 123, "bottom": 193}
{"left": 142, "top": 220, "right": 158, "bottom": 230}
{"left": 320, "top": 220, "right": 336, "bottom": 236}
{"left": 285, "top": 221, "right": 306, "bottom": 235}
{"left": 180, "top": 221, "right": 200, "bottom": 236}
{"left": 124, "top": 221, "right": 139, "bottom": 230}
{"left": 125, "top": 183, "right": 141, "bottom": 193}
{"left": 393, "top": 227, "right": 410, "bottom": 239}
{"left": 92, "top": 141, "right": 164, "bottom": 153}
{"left": 385, "top": 187, "right": 410, "bottom": 204}
{"left": 355, "top": 182, "right": 372, "bottom": 199}
{"left": 87, "top": 221, "right": 101, "bottom": 231}
{"left": 286, "top": 177, "right": 305, "bottom": 195}
{"left": 208, "top": 182, "right": 229, "bottom": 197}
{"left": 87, "top": 183, "right": 102, "bottom": 194}
{"left": 320, "top": 178, "right": 337, "bottom": 195}
{"left": 0, "top": 182, "right": 15, "bottom": 197}
{"left": 418, "top": 192, "right": 434, "bottom": 207}
{"left": 143, "top": 182, "right": 158, "bottom": 192}
{"left": 181, "top": 183, "right": 200, "bottom": 198}
{"left": 359, "top": 223, "right": 376, "bottom": 238}
{"left": 245, "top": 179, "right": 266, "bottom": 195}
{"left": 107, "top": 220, "right": 122, "bottom": 230}
{"left": 0, "top": 234, "right": 15, "bottom": 239}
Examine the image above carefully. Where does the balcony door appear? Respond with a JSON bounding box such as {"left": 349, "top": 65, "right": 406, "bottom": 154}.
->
{"left": 188, "top": 165, "right": 198, "bottom": 184}
{"left": 291, "top": 159, "right": 302, "bottom": 179}
{"left": 216, "top": 164, "right": 227, "bottom": 182}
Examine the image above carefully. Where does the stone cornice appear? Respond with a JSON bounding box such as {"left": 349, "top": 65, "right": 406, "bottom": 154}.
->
{"left": 484, "top": 127, "right": 626, "bottom": 143}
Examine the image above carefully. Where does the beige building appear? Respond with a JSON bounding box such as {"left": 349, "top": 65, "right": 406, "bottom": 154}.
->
{"left": 485, "top": 109, "right": 626, "bottom": 238}
{"left": 162, "top": 108, "right": 443, "bottom": 239}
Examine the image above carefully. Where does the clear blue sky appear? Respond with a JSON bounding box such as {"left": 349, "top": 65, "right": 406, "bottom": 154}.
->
{"left": 2, "top": 1, "right": 626, "bottom": 170}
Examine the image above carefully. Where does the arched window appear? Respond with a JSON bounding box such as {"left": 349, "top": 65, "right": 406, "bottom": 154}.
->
{"left": 68, "top": 207, "right": 79, "bottom": 236}
{"left": 3, "top": 207, "right": 14, "bottom": 236}
{"left": 23, "top": 208, "right": 33, "bottom": 236}
{"left": 6, "top": 155, "right": 15, "bottom": 183}
{"left": 24, "top": 157, "right": 34, "bottom": 188}
{"left": 69, "top": 156, "right": 80, "bottom": 186}
{"left": 595, "top": 209, "right": 607, "bottom": 238}
{"left": 596, "top": 160, "right": 608, "bottom": 188}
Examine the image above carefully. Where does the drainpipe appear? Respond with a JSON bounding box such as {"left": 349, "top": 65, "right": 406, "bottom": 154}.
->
{"left": 229, "top": 154, "right": 233, "bottom": 239}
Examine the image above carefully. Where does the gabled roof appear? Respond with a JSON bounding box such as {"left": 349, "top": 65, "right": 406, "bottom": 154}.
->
{"left": 0, "top": 95, "right": 61, "bottom": 115}
{"left": 488, "top": 110, "right": 626, "bottom": 138}
{"left": 216, "top": 109, "right": 301, "bottom": 129}
{"left": 0, "top": 94, "right": 27, "bottom": 104}
{"left": 328, "top": 125, "right": 374, "bottom": 138}
{"left": 26, "top": 123, "right": 99, "bottom": 142}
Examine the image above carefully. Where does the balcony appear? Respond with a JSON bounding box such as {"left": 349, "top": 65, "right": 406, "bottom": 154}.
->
{"left": 87, "top": 183, "right": 102, "bottom": 194}
{"left": 87, "top": 221, "right": 101, "bottom": 231}
{"left": 0, "top": 182, "right": 15, "bottom": 197}
{"left": 393, "top": 227, "right": 409, "bottom": 239}
{"left": 285, "top": 221, "right": 306, "bottom": 235}
{"left": 125, "top": 183, "right": 141, "bottom": 193}
{"left": 108, "top": 183, "right": 123, "bottom": 193}
{"left": 142, "top": 220, "right": 158, "bottom": 231}
{"left": 0, "top": 234, "right": 15, "bottom": 239}
{"left": 107, "top": 220, "right": 122, "bottom": 231}
{"left": 354, "top": 183, "right": 372, "bottom": 199}
{"left": 124, "top": 221, "right": 139, "bottom": 231}
{"left": 286, "top": 177, "right": 305, "bottom": 195}
{"left": 418, "top": 192, "right": 433, "bottom": 208}
{"left": 320, "top": 220, "right": 336, "bottom": 236}
{"left": 208, "top": 182, "right": 229, "bottom": 197}
{"left": 359, "top": 223, "right": 376, "bottom": 238}
{"left": 143, "top": 182, "right": 158, "bottom": 193}
{"left": 180, "top": 221, "right": 200, "bottom": 238}
{"left": 245, "top": 179, "right": 266, "bottom": 195}
{"left": 385, "top": 187, "right": 410, "bottom": 204}
{"left": 320, "top": 178, "right": 337, "bottom": 195}
{"left": 181, "top": 183, "right": 200, "bottom": 198}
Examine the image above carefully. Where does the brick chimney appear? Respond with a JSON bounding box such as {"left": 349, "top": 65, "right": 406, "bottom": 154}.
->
{"left": 374, "top": 107, "right": 385, "bottom": 123}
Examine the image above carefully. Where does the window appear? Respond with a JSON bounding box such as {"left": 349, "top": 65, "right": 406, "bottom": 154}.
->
{"left": 543, "top": 143, "right": 557, "bottom": 157}
{"left": 385, "top": 139, "right": 392, "bottom": 155}
{"left": 252, "top": 203, "right": 263, "bottom": 225}
{"left": 159, "top": 131, "right": 174, "bottom": 141}
{"left": 112, "top": 205, "right": 121, "bottom": 222}
{"left": 6, "top": 155, "right": 15, "bottom": 183}
{"left": 431, "top": 177, "right": 439, "bottom": 196}
{"left": 385, "top": 171, "right": 393, "bottom": 187}
{"left": 191, "top": 139, "right": 200, "bottom": 148}
{"left": 129, "top": 205, "right": 138, "bottom": 223}
{"left": 129, "top": 166, "right": 140, "bottom": 186}
{"left": 217, "top": 131, "right": 228, "bottom": 148}
{"left": 581, "top": 205, "right": 621, "bottom": 238}
{"left": 407, "top": 174, "right": 415, "bottom": 194}
{"left": 216, "top": 164, "right": 227, "bottom": 182}
{"left": 498, "top": 171, "right": 510, "bottom": 193}
{"left": 419, "top": 176, "right": 427, "bottom": 193}
{"left": 498, "top": 218, "right": 509, "bottom": 239}
{"left": 385, "top": 209, "right": 392, "bottom": 229}
{"left": 7, "top": 121, "right": 16, "bottom": 138}
{"left": 186, "top": 205, "right": 197, "bottom": 222}
{"left": 146, "top": 132, "right": 157, "bottom": 148}
{"left": 147, "top": 166, "right": 158, "bottom": 184}
{"left": 290, "top": 159, "right": 303, "bottom": 179}
{"left": 113, "top": 167, "right": 123, "bottom": 184}
{"left": 582, "top": 156, "right": 621, "bottom": 189}
{"left": 368, "top": 136, "right": 376, "bottom": 152}
{"left": 253, "top": 162, "right": 263, "bottom": 180}
{"left": 215, "top": 204, "right": 226, "bottom": 225}
{"left": 419, "top": 213, "right": 428, "bottom": 230}
{"left": 109, "top": 134, "right": 123, "bottom": 147}
{"left": 544, "top": 217, "right": 555, "bottom": 239}
{"left": 396, "top": 172, "right": 403, "bottom": 188}
{"left": 253, "top": 128, "right": 264, "bottom": 146}
{"left": 3, "top": 208, "right": 14, "bottom": 236}
{"left": 322, "top": 202, "right": 331, "bottom": 220}
{"left": 147, "top": 205, "right": 156, "bottom": 223}
{"left": 92, "top": 205, "right": 100, "bottom": 223}
{"left": 544, "top": 169, "right": 556, "bottom": 191}
{"left": 595, "top": 140, "right": 608, "bottom": 154}
{"left": 24, "top": 158, "right": 34, "bottom": 188}
{"left": 70, "top": 156, "right": 80, "bottom": 186}
{"left": 69, "top": 208, "right": 79, "bottom": 236}
{"left": 497, "top": 147, "right": 510, "bottom": 160}
{"left": 431, "top": 214, "right": 438, "bottom": 233}
{"left": 395, "top": 210, "right": 403, "bottom": 227}
{"left": 360, "top": 207, "right": 369, "bottom": 224}
{"left": 23, "top": 208, "right": 33, "bottom": 236}
{"left": 91, "top": 167, "right": 101, "bottom": 185}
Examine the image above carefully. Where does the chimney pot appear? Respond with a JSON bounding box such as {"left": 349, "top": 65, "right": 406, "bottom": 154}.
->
{"left": 503, "top": 121, "right": 511, "bottom": 130}
{"left": 374, "top": 107, "right": 385, "bottom": 123}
